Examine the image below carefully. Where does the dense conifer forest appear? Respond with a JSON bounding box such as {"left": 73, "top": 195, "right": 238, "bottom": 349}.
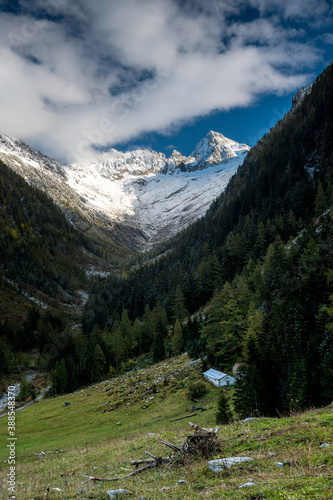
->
{"left": 80, "top": 63, "right": 333, "bottom": 414}
{"left": 1, "top": 64, "right": 333, "bottom": 417}
{"left": 0, "top": 161, "right": 89, "bottom": 375}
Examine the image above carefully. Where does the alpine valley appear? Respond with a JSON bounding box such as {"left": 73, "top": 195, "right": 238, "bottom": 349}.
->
{"left": 0, "top": 130, "right": 249, "bottom": 251}
{"left": 1, "top": 62, "right": 333, "bottom": 500}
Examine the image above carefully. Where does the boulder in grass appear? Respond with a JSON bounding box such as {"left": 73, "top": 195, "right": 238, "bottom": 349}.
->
{"left": 206, "top": 457, "right": 254, "bottom": 473}
{"left": 64, "top": 401, "right": 70, "bottom": 407}
{"left": 106, "top": 489, "right": 132, "bottom": 498}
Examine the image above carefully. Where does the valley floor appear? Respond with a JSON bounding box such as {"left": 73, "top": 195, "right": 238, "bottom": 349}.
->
{"left": 0, "top": 355, "right": 332, "bottom": 499}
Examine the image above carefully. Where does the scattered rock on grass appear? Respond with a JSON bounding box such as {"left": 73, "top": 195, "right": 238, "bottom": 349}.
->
{"left": 206, "top": 457, "right": 254, "bottom": 473}
{"left": 106, "top": 489, "right": 132, "bottom": 498}
{"left": 239, "top": 482, "right": 255, "bottom": 488}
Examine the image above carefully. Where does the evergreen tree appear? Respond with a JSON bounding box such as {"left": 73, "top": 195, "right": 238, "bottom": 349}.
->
{"left": 215, "top": 390, "right": 233, "bottom": 425}
{"left": 254, "top": 222, "right": 267, "bottom": 257}
{"left": 132, "top": 318, "right": 143, "bottom": 356}
{"left": 119, "top": 308, "right": 134, "bottom": 358}
{"left": 17, "top": 376, "right": 30, "bottom": 402}
{"left": 90, "top": 344, "right": 106, "bottom": 382}
{"left": 171, "top": 319, "right": 183, "bottom": 355}
{"left": 314, "top": 182, "right": 327, "bottom": 217}
{"left": 141, "top": 305, "right": 154, "bottom": 353}
{"left": 171, "top": 285, "right": 188, "bottom": 323}
{"left": 65, "top": 356, "right": 78, "bottom": 392}
{"left": 152, "top": 302, "right": 168, "bottom": 362}
{"left": 58, "top": 358, "right": 68, "bottom": 393}
{"left": 287, "top": 209, "right": 297, "bottom": 236}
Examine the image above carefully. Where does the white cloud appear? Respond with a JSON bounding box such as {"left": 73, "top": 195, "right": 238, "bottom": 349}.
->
{"left": 0, "top": 0, "right": 329, "bottom": 162}
{"left": 248, "top": 0, "right": 332, "bottom": 21}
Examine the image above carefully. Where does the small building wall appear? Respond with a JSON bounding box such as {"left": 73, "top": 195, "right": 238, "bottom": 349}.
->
{"left": 203, "top": 369, "right": 236, "bottom": 387}
{"left": 218, "top": 374, "right": 236, "bottom": 387}
{"left": 203, "top": 374, "right": 220, "bottom": 387}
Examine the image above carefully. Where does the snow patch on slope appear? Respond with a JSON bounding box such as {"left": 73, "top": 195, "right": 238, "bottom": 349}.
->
{"left": 65, "top": 131, "right": 250, "bottom": 247}
{"left": 0, "top": 130, "right": 250, "bottom": 249}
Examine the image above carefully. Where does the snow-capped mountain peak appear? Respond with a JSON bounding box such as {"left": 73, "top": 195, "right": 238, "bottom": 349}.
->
{"left": 69, "top": 148, "right": 167, "bottom": 181}
{"left": 191, "top": 130, "right": 250, "bottom": 164}
{"left": 0, "top": 134, "right": 66, "bottom": 179}
{"left": 0, "top": 130, "right": 250, "bottom": 250}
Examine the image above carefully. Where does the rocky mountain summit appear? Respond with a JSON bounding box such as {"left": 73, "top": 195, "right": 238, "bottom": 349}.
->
{"left": 0, "top": 131, "right": 250, "bottom": 250}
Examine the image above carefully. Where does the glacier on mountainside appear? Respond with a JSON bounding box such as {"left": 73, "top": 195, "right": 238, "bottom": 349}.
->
{"left": 0, "top": 131, "right": 250, "bottom": 250}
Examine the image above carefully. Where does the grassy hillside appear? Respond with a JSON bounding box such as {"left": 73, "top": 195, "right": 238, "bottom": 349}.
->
{"left": 77, "top": 64, "right": 333, "bottom": 416}
{"left": 0, "top": 355, "right": 332, "bottom": 499}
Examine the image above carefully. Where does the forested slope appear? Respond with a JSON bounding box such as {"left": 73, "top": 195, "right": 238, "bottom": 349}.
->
{"left": 0, "top": 160, "right": 91, "bottom": 375}
{"left": 80, "top": 63, "right": 333, "bottom": 414}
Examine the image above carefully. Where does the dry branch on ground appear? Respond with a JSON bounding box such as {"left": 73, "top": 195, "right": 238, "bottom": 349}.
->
{"left": 81, "top": 422, "right": 221, "bottom": 483}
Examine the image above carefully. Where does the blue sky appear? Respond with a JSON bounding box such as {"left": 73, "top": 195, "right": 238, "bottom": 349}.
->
{"left": 0, "top": 0, "right": 332, "bottom": 162}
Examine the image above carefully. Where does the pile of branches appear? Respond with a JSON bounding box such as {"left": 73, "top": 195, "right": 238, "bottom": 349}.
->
{"left": 81, "top": 422, "right": 221, "bottom": 483}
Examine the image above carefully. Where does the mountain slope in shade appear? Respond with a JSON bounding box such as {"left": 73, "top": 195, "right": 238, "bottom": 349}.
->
{"left": 0, "top": 131, "right": 250, "bottom": 250}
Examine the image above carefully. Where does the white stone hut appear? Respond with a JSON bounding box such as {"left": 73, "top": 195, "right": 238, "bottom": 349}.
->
{"left": 203, "top": 368, "right": 236, "bottom": 388}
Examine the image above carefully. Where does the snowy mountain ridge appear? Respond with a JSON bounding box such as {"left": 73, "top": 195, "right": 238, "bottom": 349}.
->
{"left": 0, "top": 131, "right": 250, "bottom": 250}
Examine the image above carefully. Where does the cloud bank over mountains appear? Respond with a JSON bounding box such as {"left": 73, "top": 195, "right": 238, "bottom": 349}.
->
{"left": 0, "top": 0, "right": 332, "bottom": 162}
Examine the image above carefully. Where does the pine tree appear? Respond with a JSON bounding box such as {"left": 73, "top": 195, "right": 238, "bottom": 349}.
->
{"left": 141, "top": 305, "right": 154, "bottom": 353}
{"left": 171, "top": 319, "right": 183, "bottom": 355}
{"left": 152, "top": 302, "right": 167, "bottom": 362}
{"left": 65, "top": 356, "right": 78, "bottom": 392}
{"left": 171, "top": 285, "right": 188, "bottom": 323}
{"left": 215, "top": 390, "right": 233, "bottom": 424}
{"left": 90, "top": 344, "right": 106, "bottom": 382}
{"left": 254, "top": 221, "right": 267, "bottom": 257}
{"left": 58, "top": 358, "right": 68, "bottom": 393}
{"left": 314, "top": 182, "right": 327, "bottom": 217}
{"left": 132, "top": 318, "right": 143, "bottom": 356}
{"left": 17, "top": 376, "right": 30, "bottom": 402}
{"left": 119, "top": 308, "right": 134, "bottom": 358}
{"left": 287, "top": 209, "right": 297, "bottom": 236}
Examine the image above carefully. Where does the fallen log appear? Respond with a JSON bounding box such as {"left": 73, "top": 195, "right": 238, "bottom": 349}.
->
{"left": 170, "top": 413, "right": 197, "bottom": 422}
{"left": 81, "top": 422, "right": 221, "bottom": 483}
{"left": 158, "top": 437, "right": 183, "bottom": 453}
{"left": 81, "top": 463, "right": 157, "bottom": 483}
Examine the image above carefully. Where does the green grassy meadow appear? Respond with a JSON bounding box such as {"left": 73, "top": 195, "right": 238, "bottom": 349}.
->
{"left": 1, "top": 354, "right": 332, "bottom": 499}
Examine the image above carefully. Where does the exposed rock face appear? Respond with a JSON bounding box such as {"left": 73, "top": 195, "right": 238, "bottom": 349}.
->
{"left": 291, "top": 85, "right": 313, "bottom": 111}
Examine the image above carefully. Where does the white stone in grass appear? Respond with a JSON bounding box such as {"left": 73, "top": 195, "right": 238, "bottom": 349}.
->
{"left": 106, "top": 488, "right": 132, "bottom": 498}
{"left": 239, "top": 482, "right": 255, "bottom": 488}
{"left": 207, "top": 457, "right": 254, "bottom": 473}
{"left": 320, "top": 443, "right": 329, "bottom": 448}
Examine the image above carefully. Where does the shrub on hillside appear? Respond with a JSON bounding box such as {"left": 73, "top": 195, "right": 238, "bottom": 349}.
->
{"left": 186, "top": 381, "right": 209, "bottom": 401}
